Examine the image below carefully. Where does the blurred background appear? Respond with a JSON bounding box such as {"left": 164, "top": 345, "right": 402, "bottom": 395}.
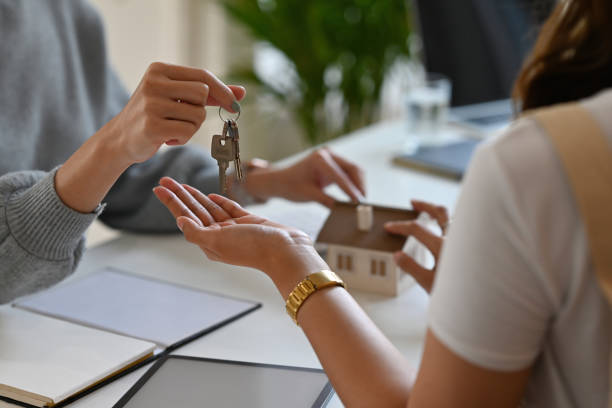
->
{"left": 89, "top": 0, "right": 555, "bottom": 159}
{"left": 86, "top": 0, "right": 555, "bottom": 243}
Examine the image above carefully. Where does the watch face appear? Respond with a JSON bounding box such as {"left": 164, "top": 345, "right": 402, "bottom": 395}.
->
{"left": 308, "top": 270, "right": 345, "bottom": 289}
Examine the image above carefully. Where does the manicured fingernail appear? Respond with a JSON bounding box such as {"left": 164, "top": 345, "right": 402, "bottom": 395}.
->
{"left": 177, "top": 219, "right": 184, "bottom": 232}
{"left": 231, "top": 100, "right": 241, "bottom": 113}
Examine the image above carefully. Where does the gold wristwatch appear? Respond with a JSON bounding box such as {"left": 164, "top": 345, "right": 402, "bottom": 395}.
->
{"left": 285, "top": 270, "right": 345, "bottom": 325}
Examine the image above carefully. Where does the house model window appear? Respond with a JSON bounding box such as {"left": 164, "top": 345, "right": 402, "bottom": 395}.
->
{"left": 370, "top": 259, "right": 386, "bottom": 276}
{"left": 316, "top": 201, "right": 419, "bottom": 296}
{"left": 337, "top": 254, "right": 354, "bottom": 272}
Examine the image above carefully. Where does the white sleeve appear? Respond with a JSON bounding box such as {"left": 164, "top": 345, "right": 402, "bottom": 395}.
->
{"left": 428, "top": 131, "right": 557, "bottom": 372}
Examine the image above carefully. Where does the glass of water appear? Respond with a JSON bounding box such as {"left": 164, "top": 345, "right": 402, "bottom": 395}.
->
{"left": 404, "top": 73, "right": 452, "bottom": 152}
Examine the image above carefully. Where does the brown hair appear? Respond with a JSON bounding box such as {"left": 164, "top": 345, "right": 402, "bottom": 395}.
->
{"left": 513, "top": 0, "right": 612, "bottom": 112}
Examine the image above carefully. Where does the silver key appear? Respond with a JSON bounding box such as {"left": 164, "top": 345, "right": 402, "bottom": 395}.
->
{"left": 227, "top": 120, "right": 244, "bottom": 182}
{"left": 211, "top": 121, "right": 235, "bottom": 193}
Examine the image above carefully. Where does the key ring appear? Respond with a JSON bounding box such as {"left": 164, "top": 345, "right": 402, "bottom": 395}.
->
{"left": 219, "top": 107, "right": 240, "bottom": 122}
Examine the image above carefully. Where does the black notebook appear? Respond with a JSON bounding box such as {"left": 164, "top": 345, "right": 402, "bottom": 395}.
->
{"left": 393, "top": 139, "right": 480, "bottom": 180}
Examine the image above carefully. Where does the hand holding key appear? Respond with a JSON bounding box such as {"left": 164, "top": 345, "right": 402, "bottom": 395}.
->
{"left": 100, "top": 62, "right": 245, "bottom": 166}
{"left": 55, "top": 62, "right": 245, "bottom": 214}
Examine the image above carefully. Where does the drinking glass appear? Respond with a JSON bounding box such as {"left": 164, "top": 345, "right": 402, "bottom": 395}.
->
{"left": 404, "top": 73, "right": 452, "bottom": 152}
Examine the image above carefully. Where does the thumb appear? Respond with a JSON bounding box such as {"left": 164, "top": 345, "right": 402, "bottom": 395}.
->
{"left": 304, "top": 185, "right": 335, "bottom": 208}
{"left": 177, "top": 216, "right": 205, "bottom": 243}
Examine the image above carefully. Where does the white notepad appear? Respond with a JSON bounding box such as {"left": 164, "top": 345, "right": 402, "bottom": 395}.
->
{"left": 14, "top": 268, "right": 259, "bottom": 348}
{"left": 0, "top": 308, "right": 155, "bottom": 407}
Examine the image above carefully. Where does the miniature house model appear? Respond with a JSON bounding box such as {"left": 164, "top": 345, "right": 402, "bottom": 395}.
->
{"left": 317, "top": 202, "right": 418, "bottom": 296}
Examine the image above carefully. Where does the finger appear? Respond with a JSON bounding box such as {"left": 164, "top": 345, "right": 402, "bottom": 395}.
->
{"left": 411, "top": 200, "right": 449, "bottom": 232}
{"left": 176, "top": 216, "right": 207, "bottom": 243}
{"left": 208, "top": 194, "right": 250, "bottom": 218}
{"left": 326, "top": 150, "right": 366, "bottom": 197}
{"left": 384, "top": 221, "right": 442, "bottom": 257}
{"left": 302, "top": 186, "right": 335, "bottom": 208}
{"left": 158, "top": 100, "right": 207, "bottom": 128}
{"left": 153, "top": 186, "right": 202, "bottom": 226}
{"left": 177, "top": 217, "right": 227, "bottom": 261}
{"left": 233, "top": 215, "right": 269, "bottom": 225}
{"left": 319, "top": 151, "right": 365, "bottom": 203}
{"left": 155, "top": 119, "right": 197, "bottom": 145}
{"left": 183, "top": 185, "right": 232, "bottom": 222}
{"left": 393, "top": 251, "right": 434, "bottom": 293}
{"left": 158, "top": 177, "right": 216, "bottom": 226}
{"left": 158, "top": 79, "right": 210, "bottom": 106}
{"left": 154, "top": 63, "right": 240, "bottom": 113}
{"left": 207, "top": 85, "right": 246, "bottom": 106}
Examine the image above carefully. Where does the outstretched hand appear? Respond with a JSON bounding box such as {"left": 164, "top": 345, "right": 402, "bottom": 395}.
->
{"left": 384, "top": 200, "right": 449, "bottom": 293}
{"left": 153, "top": 177, "right": 329, "bottom": 294}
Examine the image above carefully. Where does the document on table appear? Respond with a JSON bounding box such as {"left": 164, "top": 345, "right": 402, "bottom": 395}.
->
{"left": 0, "top": 308, "right": 155, "bottom": 407}
{"left": 14, "top": 267, "right": 260, "bottom": 349}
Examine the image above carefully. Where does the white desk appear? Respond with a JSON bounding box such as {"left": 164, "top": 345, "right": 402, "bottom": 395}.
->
{"left": 67, "top": 120, "right": 462, "bottom": 407}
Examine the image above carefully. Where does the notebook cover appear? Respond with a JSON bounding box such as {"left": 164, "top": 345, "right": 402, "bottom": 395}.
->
{"left": 0, "top": 308, "right": 155, "bottom": 406}
{"left": 393, "top": 139, "right": 480, "bottom": 180}
{"left": 14, "top": 267, "right": 261, "bottom": 350}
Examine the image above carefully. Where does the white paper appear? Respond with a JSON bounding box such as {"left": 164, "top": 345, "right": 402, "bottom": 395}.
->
{"left": 15, "top": 268, "right": 258, "bottom": 348}
{"left": 0, "top": 308, "right": 155, "bottom": 403}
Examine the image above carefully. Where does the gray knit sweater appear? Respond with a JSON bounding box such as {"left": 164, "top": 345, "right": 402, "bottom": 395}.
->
{"left": 0, "top": 0, "right": 220, "bottom": 303}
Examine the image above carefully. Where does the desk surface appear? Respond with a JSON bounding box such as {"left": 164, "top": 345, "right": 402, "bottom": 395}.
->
{"left": 61, "top": 120, "right": 461, "bottom": 407}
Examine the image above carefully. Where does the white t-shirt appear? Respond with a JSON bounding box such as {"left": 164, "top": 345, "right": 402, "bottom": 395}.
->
{"left": 429, "top": 89, "right": 612, "bottom": 408}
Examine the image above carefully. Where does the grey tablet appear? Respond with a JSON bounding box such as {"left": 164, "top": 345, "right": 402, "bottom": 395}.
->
{"left": 114, "top": 355, "right": 334, "bottom": 408}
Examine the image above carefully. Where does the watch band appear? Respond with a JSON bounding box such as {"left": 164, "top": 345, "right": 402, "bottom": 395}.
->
{"left": 285, "top": 270, "right": 345, "bottom": 325}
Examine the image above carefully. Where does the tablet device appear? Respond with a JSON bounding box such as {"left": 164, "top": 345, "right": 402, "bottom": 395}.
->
{"left": 113, "top": 355, "right": 335, "bottom": 408}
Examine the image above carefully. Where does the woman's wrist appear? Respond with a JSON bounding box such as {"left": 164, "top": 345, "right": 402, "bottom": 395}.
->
{"left": 264, "top": 245, "right": 330, "bottom": 299}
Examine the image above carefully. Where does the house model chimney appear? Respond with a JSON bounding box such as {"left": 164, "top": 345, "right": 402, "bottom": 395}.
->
{"left": 356, "top": 205, "right": 373, "bottom": 231}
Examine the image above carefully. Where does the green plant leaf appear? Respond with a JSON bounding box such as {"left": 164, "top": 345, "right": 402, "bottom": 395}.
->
{"left": 218, "top": 0, "right": 411, "bottom": 145}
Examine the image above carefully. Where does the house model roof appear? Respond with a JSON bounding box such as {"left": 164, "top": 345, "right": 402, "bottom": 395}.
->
{"left": 317, "top": 201, "right": 418, "bottom": 253}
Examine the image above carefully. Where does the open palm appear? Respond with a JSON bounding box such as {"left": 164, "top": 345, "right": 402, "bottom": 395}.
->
{"left": 153, "top": 177, "right": 314, "bottom": 272}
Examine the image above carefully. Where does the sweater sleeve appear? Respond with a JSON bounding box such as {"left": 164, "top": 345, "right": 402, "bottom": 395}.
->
{"left": 0, "top": 169, "right": 98, "bottom": 303}
{"left": 98, "top": 145, "right": 222, "bottom": 232}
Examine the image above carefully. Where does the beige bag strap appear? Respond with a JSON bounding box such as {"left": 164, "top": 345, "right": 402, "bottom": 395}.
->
{"left": 531, "top": 103, "right": 612, "bottom": 406}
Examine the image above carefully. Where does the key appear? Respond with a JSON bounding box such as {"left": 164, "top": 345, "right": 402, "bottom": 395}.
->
{"left": 227, "top": 120, "right": 244, "bottom": 182}
{"left": 211, "top": 121, "right": 235, "bottom": 193}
